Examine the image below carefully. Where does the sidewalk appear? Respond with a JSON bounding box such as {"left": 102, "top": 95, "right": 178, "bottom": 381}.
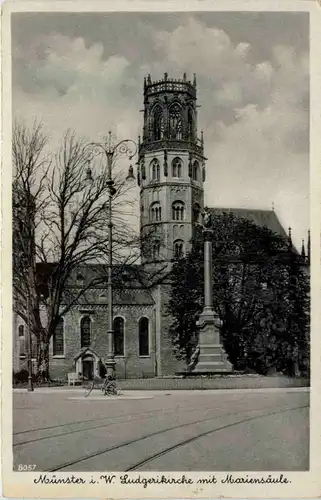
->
{"left": 13, "top": 387, "right": 309, "bottom": 396}
{"left": 13, "top": 376, "right": 309, "bottom": 394}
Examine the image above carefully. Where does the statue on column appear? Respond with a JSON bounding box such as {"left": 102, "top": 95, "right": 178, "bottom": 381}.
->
{"left": 202, "top": 206, "right": 212, "bottom": 228}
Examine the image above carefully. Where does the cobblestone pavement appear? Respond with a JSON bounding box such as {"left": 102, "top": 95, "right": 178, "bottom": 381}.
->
{"left": 13, "top": 388, "right": 309, "bottom": 472}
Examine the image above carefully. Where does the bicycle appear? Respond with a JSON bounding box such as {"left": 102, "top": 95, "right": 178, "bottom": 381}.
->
{"left": 84, "top": 376, "right": 120, "bottom": 398}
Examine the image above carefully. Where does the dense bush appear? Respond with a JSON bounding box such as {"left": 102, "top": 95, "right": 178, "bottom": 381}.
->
{"left": 168, "top": 213, "right": 310, "bottom": 377}
{"left": 13, "top": 369, "right": 36, "bottom": 384}
{"left": 12, "top": 370, "right": 66, "bottom": 386}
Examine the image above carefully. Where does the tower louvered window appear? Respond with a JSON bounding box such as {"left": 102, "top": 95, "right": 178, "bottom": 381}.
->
{"left": 169, "top": 104, "right": 182, "bottom": 140}
{"left": 152, "top": 106, "right": 164, "bottom": 141}
{"left": 172, "top": 157, "right": 182, "bottom": 178}
{"left": 193, "top": 203, "right": 201, "bottom": 223}
{"left": 172, "top": 201, "right": 185, "bottom": 221}
{"left": 150, "top": 159, "right": 160, "bottom": 181}
{"left": 192, "top": 160, "right": 200, "bottom": 181}
{"left": 150, "top": 202, "right": 162, "bottom": 222}
{"left": 174, "top": 239, "right": 184, "bottom": 258}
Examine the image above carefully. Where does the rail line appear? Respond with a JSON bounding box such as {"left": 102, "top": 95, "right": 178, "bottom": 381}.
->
{"left": 125, "top": 404, "right": 308, "bottom": 470}
{"left": 14, "top": 406, "right": 164, "bottom": 435}
{"left": 14, "top": 401, "right": 206, "bottom": 436}
{"left": 48, "top": 404, "right": 307, "bottom": 471}
{"left": 14, "top": 401, "right": 241, "bottom": 447}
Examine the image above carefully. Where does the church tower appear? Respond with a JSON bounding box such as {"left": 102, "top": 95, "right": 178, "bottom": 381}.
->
{"left": 137, "top": 73, "right": 206, "bottom": 264}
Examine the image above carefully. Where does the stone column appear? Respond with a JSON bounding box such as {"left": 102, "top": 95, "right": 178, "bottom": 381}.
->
{"left": 194, "top": 228, "right": 232, "bottom": 373}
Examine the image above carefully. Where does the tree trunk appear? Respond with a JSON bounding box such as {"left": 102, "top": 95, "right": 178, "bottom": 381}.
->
{"left": 36, "top": 336, "right": 50, "bottom": 383}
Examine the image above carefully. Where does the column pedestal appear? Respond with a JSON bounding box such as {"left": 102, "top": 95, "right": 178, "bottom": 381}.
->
{"left": 194, "top": 307, "right": 233, "bottom": 374}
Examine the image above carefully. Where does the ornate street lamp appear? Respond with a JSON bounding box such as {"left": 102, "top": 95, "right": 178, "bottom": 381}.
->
{"left": 84, "top": 132, "right": 137, "bottom": 379}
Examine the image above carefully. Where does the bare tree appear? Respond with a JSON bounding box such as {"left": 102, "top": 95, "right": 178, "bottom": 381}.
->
{"left": 13, "top": 121, "right": 51, "bottom": 379}
{"left": 13, "top": 121, "right": 158, "bottom": 382}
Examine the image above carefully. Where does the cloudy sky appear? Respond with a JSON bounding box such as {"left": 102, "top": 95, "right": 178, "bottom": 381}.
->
{"left": 11, "top": 11, "right": 309, "bottom": 249}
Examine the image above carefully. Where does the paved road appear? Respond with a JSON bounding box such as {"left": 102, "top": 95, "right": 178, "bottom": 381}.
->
{"left": 13, "top": 388, "right": 309, "bottom": 472}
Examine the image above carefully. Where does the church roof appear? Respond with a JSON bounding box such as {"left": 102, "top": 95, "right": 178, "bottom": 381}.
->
{"left": 209, "top": 208, "right": 288, "bottom": 239}
{"left": 101, "top": 288, "right": 155, "bottom": 306}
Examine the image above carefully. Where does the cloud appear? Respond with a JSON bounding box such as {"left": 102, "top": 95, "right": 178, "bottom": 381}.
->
{"left": 148, "top": 18, "right": 309, "bottom": 246}
{"left": 12, "top": 16, "right": 309, "bottom": 249}
{"left": 13, "top": 33, "right": 139, "bottom": 141}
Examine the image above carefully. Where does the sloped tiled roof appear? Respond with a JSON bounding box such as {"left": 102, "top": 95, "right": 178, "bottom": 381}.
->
{"left": 94, "top": 288, "right": 155, "bottom": 306}
{"left": 70, "top": 263, "right": 146, "bottom": 288}
{"left": 209, "top": 208, "right": 288, "bottom": 239}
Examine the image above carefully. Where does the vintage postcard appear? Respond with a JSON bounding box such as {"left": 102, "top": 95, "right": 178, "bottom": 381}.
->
{"left": 1, "top": 0, "right": 321, "bottom": 498}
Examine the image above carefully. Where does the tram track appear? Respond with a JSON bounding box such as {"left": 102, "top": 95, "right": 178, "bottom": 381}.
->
{"left": 48, "top": 404, "right": 307, "bottom": 472}
{"left": 14, "top": 406, "right": 164, "bottom": 435}
{"left": 14, "top": 401, "right": 242, "bottom": 447}
{"left": 125, "top": 404, "right": 308, "bottom": 471}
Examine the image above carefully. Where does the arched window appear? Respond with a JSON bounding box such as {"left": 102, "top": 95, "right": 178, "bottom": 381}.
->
{"left": 81, "top": 316, "right": 91, "bottom": 348}
{"left": 152, "top": 243, "right": 160, "bottom": 260}
{"left": 113, "top": 317, "right": 124, "bottom": 356}
{"left": 172, "top": 157, "right": 182, "bottom": 178}
{"left": 139, "top": 317, "right": 149, "bottom": 356}
{"left": 152, "top": 106, "right": 164, "bottom": 141}
{"left": 169, "top": 104, "right": 183, "bottom": 139}
{"left": 174, "top": 239, "right": 184, "bottom": 258}
{"left": 193, "top": 203, "right": 201, "bottom": 223}
{"left": 172, "top": 201, "right": 185, "bottom": 221}
{"left": 188, "top": 108, "right": 195, "bottom": 141}
{"left": 150, "top": 202, "right": 162, "bottom": 222}
{"left": 150, "top": 159, "right": 160, "bottom": 181}
{"left": 192, "top": 160, "right": 200, "bottom": 181}
{"left": 53, "top": 317, "right": 64, "bottom": 356}
{"left": 18, "top": 325, "right": 25, "bottom": 357}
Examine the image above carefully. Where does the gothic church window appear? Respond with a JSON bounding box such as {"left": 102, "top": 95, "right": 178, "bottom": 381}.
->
{"left": 18, "top": 325, "right": 25, "bottom": 357}
{"left": 139, "top": 317, "right": 149, "bottom": 356}
{"left": 150, "top": 202, "right": 162, "bottom": 222}
{"left": 169, "top": 104, "right": 183, "bottom": 139}
{"left": 172, "top": 157, "right": 182, "bottom": 178}
{"left": 150, "top": 159, "right": 160, "bottom": 181}
{"left": 113, "top": 317, "right": 124, "bottom": 356}
{"left": 173, "top": 239, "right": 184, "bottom": 258}
{"left": 192, "top": 160, "right": 200, "bottom": 181}
{"left": 81, "top": 316, "right": 91, "bottom": 348}
{"left": 172, "top": 201, "right": 185, "bottom": 221}
{"left": 53, "top": 317, "right": 64, "bottom": 356}
{"left": 152, "top": 106, "right": 164, "bottom": 141}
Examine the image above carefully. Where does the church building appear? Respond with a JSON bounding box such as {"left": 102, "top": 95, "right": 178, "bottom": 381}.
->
{"left": 13, "top": 74, "right": 293, "bottom": 381}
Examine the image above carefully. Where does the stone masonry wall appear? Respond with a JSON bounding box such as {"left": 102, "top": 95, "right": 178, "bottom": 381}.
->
{"left": 49, "top": 303, "right": 156, "bottom": 381}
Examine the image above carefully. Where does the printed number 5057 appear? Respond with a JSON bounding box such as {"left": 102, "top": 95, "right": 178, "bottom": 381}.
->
{"left": 18, "top": 464, "right": 37, "bottom": 471}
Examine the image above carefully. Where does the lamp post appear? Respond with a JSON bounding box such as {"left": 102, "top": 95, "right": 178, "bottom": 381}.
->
{"left": 84, "top": 132, "right": 137, "bottom": 379}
